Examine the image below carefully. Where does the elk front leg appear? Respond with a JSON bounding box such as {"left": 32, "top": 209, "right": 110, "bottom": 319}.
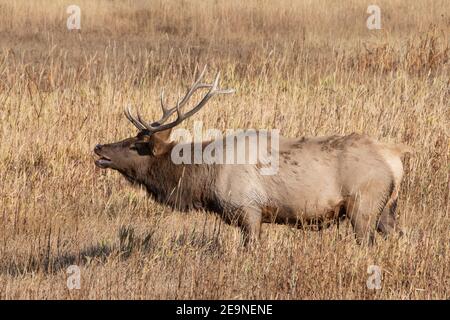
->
{"left": 238, "top": 206, "right": 262, "bottom": 247}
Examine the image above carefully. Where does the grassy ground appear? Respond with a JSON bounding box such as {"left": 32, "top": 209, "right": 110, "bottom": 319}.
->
{"left": 0, "top": 0, "right": 448, "bottom": 299}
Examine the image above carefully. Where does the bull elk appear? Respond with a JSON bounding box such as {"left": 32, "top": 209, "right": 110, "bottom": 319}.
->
{"left": 94, "top": 66, "right": 410, "bottom": 245}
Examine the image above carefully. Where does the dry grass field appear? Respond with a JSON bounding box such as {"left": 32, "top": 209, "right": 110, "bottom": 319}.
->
{"left": 0, "top": 0, "right": 449, "bottom": 299}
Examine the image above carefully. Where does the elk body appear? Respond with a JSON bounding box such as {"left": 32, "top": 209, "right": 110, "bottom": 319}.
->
{"left": 94, "top": 67, "right": 410, "bottom": 245}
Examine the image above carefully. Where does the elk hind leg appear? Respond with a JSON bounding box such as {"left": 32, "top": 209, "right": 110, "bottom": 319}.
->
{"left": 238, "top": 206, "right": 262, "bottom": 247}
{"left": 346, "top": 194, "right": 378, "bottom": 245}
{"left": 377, "top": 184, "right": 403, "bottom": 238}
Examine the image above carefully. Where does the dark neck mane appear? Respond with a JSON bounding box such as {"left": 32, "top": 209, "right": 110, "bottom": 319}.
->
{"left": 123, "top": 152, "right": 217, "bottom": 212}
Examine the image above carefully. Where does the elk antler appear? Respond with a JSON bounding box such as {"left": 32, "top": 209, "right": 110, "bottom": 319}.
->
{"left": 125, "top": 66, "right": 235, "bottom": 134}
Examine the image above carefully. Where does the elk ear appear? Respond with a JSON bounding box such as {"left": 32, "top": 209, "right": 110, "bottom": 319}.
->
{"left": 153, "top": 128, "right": 172, "bottom": 142}
{"left": 151, "top": 134, "right": 173, "bottom": 157}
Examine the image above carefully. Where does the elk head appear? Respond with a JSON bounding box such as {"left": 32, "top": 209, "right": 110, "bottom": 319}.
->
{"left": 94, "top": 66, "right": 234, "bottom": 178}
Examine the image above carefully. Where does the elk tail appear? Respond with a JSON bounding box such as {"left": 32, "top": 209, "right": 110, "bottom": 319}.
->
{"left": 382, "top": 142, "right": 413, "bottom": 156}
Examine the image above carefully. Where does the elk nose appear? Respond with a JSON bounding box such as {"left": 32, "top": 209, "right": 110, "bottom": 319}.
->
{"left": 94, "top": 144, "right": 102, "bottom": 152}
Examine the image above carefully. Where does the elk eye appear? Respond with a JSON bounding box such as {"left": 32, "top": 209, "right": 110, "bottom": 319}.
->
{"left": 130, "top": 142, "right": 151, "bottom": 155}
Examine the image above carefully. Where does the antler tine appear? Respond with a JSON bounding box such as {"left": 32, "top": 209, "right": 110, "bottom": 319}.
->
{"left": 140, "top": 71, "right": 234, "bottom": 134}
{"left": 124, "top": 106, "right": 146, "bottom": 130}
{"left": 160, "top": 89, "right": 168, "bottom": 114}
{"left": 212, "top": 72, "right": 236, "bottom": 95}
{"left": 170, "top": 72, "right": 224, "bottom": 121}
{"left": 212, "top": 72, "right": 220, "bottom": 90}
{"left": 177, "top": 65, "right": 211, "bottom": 105}
{"left": 151, "top": 65, "right": 211, "bottom": 126}
{"left": 125, "top": 67, "right": 234, "bottom": 134}
{"left": 136, "top": 110, "right": 147, "bottom": 127}
{"left": 175, "top": 95, "right": 182, "bottom": 119}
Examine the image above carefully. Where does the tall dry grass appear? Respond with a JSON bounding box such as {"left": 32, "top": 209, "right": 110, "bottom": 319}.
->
{"left": 0, "top": 0, "right": 448, "bottom": 299}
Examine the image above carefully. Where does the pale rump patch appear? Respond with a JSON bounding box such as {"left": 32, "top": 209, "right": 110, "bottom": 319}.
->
{"left": 377, "top": 144, "right": 407, "bottom": 187}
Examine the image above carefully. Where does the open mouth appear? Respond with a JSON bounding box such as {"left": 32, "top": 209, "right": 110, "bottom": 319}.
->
{"left": 94, "top": 155, "right": 112, "bottom": 168}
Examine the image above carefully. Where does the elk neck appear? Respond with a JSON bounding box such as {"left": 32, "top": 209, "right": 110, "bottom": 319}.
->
{"left": 131, "top": 147, "right": 219, "bottom": 212}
